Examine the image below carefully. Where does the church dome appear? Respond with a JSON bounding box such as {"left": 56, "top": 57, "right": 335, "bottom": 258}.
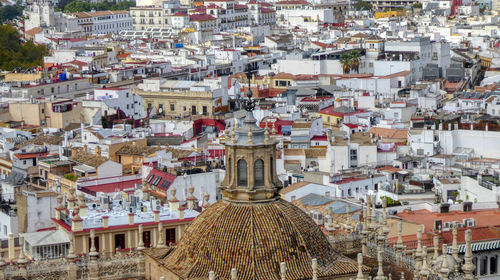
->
{"left": 161, "top": 199, "right": 359, "bottom": 279}
{"left": 158, "top": 99, "right": 360, "bottom": 279}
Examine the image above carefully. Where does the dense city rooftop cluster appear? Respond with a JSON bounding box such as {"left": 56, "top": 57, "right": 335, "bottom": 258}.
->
{"left": 0, "top": 0, "right": 498, "bottom": 278}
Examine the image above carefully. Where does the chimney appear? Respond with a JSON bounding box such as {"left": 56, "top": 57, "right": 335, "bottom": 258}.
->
{"left": 95, "top": 146, "right": 101, "bottom": 156}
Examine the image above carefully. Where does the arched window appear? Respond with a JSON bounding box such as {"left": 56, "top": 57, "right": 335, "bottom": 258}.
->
{"left": 237, "top": 160, "right": 247, "bottom": 187}
{"left": 270, "top": 157, "right": 274, "bottom": 182}
{"left": 254, "top": 159, "right": 264, "bottom": 187}
{"left": 227, "top": 157, "right": 232, "bottom": 182}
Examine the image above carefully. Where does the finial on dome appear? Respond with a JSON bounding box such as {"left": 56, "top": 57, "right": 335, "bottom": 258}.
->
{"left": 202, "top": 192, "right": 210, "bottom": 210}
{"left": 170, "top": 187, "right": 177, "bottom": 200}
{"left": 242, "top": 86, "right": 256, "bottom": 112}
{"left": 73, "top": 205, "right": 81, "bottom": 220}
{"left": 188, "top": 185, "right": 195, "bottom": 197}
{"left": 231, "top": 118, "right": 237, "bottom": 144}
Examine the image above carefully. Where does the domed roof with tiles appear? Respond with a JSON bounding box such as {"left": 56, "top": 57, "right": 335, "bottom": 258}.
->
{"left": 160, "top": 103, "right": 360, "bottom": 279}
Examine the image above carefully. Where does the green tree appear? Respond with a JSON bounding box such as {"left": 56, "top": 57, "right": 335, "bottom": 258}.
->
{"left": 339, "top": 50, "right": 362, "bottom": 74}
{"left": 0, "top": 4, "right": 23, "bottom": 24}
{"left": 355, "top": 0, "right": 372, "bottom": 10}
{"left": 413, "top": 2, "right": 422, "bottom": 8}
{"left": 340, "top": 53, "right": 351, "bottom": 74}
{"left": 64, "top": 1, "right": 92, "bottom": 12}
{"left": 0, "top": 25, "right": 49, "bottom": 71}
{"left": 64, "top": 1, "right": 135, "bottom": 12}
{"left": 349, "top": 50, "right": 361, "bottom": 73}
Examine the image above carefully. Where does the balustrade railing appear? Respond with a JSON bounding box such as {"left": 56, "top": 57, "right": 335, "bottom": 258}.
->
{"left": 0, "top": 251, "right": 144, "bottom": 280}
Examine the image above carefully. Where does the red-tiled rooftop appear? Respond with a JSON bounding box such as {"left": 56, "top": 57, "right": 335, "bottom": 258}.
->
{"left": 275, "top": 0, "right": 309, "bottom": 4}
{"left": 396, "top": 209, "right": 500, "bottom": 234}
{"left": 189, "top": 14, "right": 216, "bottom": 21}
{"left": 81, "top": 178, "right": 141, "bottom": 196}
{"left": 173, "top": 11, "right": 188, "bottom": 16}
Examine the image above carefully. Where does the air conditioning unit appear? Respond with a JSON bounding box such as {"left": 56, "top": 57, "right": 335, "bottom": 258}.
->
{"left": 443, "top": 222, "right": 451, "bottom": 231}
{"left": 464, "top": 218, "right": 475, "bottom": 227}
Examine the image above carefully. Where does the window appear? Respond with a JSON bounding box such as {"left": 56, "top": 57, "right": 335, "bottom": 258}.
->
{"left": 270, "top": 157, "right": 274, "bottom": 181}
{"left": 254, "top": 159, "right": 264, "bottom": 187}
{"left": 350, "top": 149, "right": 357, "bottom": 161}
{"left": 227, "top": 158, "right": 231, "bottom": 181}
{"left": 490, "top": 256, "right": 497, "bottom": 275}
{"left": 114, "top": 234, "right": 125, "bottom": 250}
{"left": 170, "top": 104, "right": 175, "bottom": 111}
{"left": 142, "top": 231, "right": 151, "bottom": 248}
{"left": 165, "top": 228, "right": 176, "bottom": 245}
{"left": 237, "top": 159, "right": 248, "bottom": 187}
{"left": 191, "top": 105, "right": 197, "bottom": 114}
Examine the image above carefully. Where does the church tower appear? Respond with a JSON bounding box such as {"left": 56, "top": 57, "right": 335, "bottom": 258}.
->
{"left": 220, "top": 91, "right": 281, "bottom": 202}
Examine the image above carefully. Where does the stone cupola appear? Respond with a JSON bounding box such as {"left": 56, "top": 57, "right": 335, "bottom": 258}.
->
{"left": 219, "top": 93, "right": 282, "bottom": 202}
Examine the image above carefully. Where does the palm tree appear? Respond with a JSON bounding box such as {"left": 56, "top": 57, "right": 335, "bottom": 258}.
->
{"left": 349, "top": 50, "right": 361, "bottom": 73}
{"left": 340, "top": 53, "right": 351, "bottom": 74}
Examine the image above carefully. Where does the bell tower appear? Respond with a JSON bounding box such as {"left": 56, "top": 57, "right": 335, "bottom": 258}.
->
{"left": 220, "top": 90, "right": 282, "bottom": 202}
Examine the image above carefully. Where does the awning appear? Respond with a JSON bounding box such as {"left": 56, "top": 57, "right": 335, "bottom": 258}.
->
{"left": 448, "top": 240, "right": 500, "bottom": 254}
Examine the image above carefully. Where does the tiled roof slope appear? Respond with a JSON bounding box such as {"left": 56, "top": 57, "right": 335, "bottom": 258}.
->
{"left": 161, "top": 199, "right": 365, "bottom": 279}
